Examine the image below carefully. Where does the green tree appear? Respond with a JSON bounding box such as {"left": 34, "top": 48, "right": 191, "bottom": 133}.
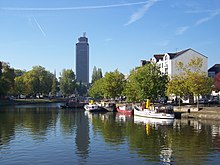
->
{"left": 14, "top": 76, "right": 26, "bottom": 96}
{"left": 76, "top": 82, "right": 88, "bottom": 96}
{"left": 89, "top": 78, "right": 105, "bottom": 99}
{"left": 13, "top": 66, "right": 54, "bottom": 96}
{"left": 91, "top": 66, "right": 103, "bottom": 84}
{"left": 14, "top": 69, "right": 26, "bottom": 77}
{"left": 0, "top": 62, "right": 15, "bottom": 97}
{"left": 51, "top": 76, "right": 58, "bottom": 96}
{"left": 102, "top": 69, "right": 125, "bottom": 99}
{"left": 89, "top": 69, "right": 125, "bottom": 100}
{"left": 124, "top": 63, "right": 168, "bottom": 102}
{"left": 168, "top": 57, "right": 213, "bottom": 107}
{"left": 166, "top": 75, "right": 190, "bottom": 105}
{"left": 59, "top": 69, "right": 76, "bottom": 96}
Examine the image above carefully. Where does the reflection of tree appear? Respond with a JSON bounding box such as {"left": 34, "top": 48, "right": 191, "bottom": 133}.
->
{"left": 0, "top": 106, "right": 58, "bottom": 146}
{"left": 89, "top": 113, "right": 216, "bottom": 164}
{"left": 129, "top": 120, "right": 213, "bottom": 164}
{"left": 0, "top": 109, "right": 16, "bottom": 145}
{"left": 89, "top": 113, "right": 128, "bottom": 144}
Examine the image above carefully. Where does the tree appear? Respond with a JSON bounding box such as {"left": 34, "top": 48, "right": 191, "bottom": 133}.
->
{"left": 13, "top": 66, "right": 54, "bottom": 96}
{"left": 14, "top": 76, "right": 26, "bottom": 96}
{"left": 59, "top": 69, "right": 76, "bottom": 96}
{"left": 76, "top": 82, "right": 88, "bottom": 96}
{"left": 102, "top": 70, "right": 125, "bottom": 99}
{"left": 89, "top": 69, "right": 125, "bottom": 100}
{"left": 51, "top": 76, "right": 58, "bottom": 96}
{"left": 89, "top": 78, "right": 105, "bottom": 99}
{"left": 124, "top": 63, "right": 168, "bottom": 102}
{"left": 186, "top": 71, "right": 213, "bottom": 106}
{"left": 167, "top": 57, "right": 213, "bottom": 107}
{"left": 91, "top": 66, "right": 103, "bottom": 84}
{"left": 0, "top": 62, "right": 15, "bottom": 97}
{"left": 166, "top": 75, "right": 190, "bottom": 105}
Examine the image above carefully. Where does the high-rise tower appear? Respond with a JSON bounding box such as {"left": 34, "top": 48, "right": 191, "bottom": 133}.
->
{"left": 76, "top": 33, "right": 89, "bottom": 84}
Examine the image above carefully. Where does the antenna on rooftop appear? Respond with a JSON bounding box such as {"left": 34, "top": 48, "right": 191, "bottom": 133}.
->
{"left": 83, "top": 32, "right": 86, "bottom": 37}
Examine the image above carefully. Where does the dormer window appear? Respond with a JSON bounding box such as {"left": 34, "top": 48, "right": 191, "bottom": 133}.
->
{"left": 164, "top": 54, "right": 169, "bottom": 61}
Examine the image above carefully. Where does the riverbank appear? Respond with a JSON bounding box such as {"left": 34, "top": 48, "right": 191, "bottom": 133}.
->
{"left": 174, "top": 105, "right": 220, "bottom": 120}
{"left": 0, "top": 98, "right": 67, "bottom": 106}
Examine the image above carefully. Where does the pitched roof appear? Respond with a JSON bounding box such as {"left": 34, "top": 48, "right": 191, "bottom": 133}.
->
{"left": 153, "top": 48, "right": 207, "bottom": 61}
{"left": 208, "top": 64, "right": 220, "bottom": 73}
{"left": 153, "top": 54, "right": 164, "bottom": 61}
{"left": 167, "top": 48, "right": 191, "bottom": 59}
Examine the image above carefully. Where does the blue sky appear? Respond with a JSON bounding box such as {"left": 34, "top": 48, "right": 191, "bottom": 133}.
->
{"left": 0, "top": 0, "right": 220, "bottom": 81}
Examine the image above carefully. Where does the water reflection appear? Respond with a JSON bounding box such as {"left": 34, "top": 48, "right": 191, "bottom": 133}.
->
{"left": 1, "top": 104, "right": 220, "bottom": 164}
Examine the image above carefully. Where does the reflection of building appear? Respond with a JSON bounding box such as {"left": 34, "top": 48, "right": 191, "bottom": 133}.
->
{"left": 75, "top": 111, "right": 90, "bottom": 162}
{"left": 76, "top": 33, "right": 89, "bottom": 84}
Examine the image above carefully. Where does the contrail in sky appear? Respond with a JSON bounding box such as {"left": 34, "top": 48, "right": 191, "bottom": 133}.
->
{"left": 125, "top": 0, "right": 158, "bottom": 25}
{"left": 1, "top": 1, "right": 149, "bottom": 11}
{"left": 32, "top": 16, "right": 46, "bottom": 37}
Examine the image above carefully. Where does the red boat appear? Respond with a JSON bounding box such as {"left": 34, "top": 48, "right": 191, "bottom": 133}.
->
{"left": 116, "top": 104, "right": 134, "bottom": 115}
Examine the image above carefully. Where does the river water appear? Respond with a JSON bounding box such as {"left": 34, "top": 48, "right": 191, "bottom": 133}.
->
{"left": 0, "top": 103, "right": 220, "bottom": 165}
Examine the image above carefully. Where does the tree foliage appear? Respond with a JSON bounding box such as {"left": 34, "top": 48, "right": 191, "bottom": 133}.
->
{"left": 89, "top": 78, "right": 105, "bottom": 99}
{"left": 59, "top": 69, "right": 76, "bottom": 96}
{"left": 91, "top": 66, "right": 103, "bottom": 84}
{"left": 89, "top": 70, "right": 125, "bottom": 99}
{"left": 102, "top": 70, "right": 125, "bottom": 99}
{"left": 166, "top": 75, "right": 190, "bottom": 99}
{"left": 14, "top": 65, "right": 55, "bottom": 96}
{"left": 167, "top": 57, "right": 213, "bottom": 105}
{"left": 0, "top": 62, "right": 15, "bottom": 97}
{"left": 124, "top": 63, "right": 168, "bottom": 102}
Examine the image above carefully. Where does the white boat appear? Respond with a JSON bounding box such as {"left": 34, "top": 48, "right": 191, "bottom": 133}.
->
{"left": 134, "top": 105, "right": 174, "bottom": 119}
{"left": 134, "top": 115, "right": 174, "bottom": 126}
{"left": 84, "top": 104, "right": 104, "bottom": 112}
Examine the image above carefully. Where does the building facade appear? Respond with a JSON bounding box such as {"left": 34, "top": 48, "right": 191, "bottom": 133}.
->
{"left": 76, "top": 33, "right": 89, "bottom": 84}
{"left": 208, "top": 64, "right": 220, "bottom": 78}
{"left": 151, "top": 48, "right": 208, "bottom": 77}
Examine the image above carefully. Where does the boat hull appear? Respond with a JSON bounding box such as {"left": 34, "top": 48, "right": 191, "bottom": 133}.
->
{"left": 84, "top": 104, "right": 106, "bottom": 112}
{"left": 134, "top": 106, "right": 174, "bottom": 119}
{"left": 116, "top": 106, "right": 134, "bottom": 115}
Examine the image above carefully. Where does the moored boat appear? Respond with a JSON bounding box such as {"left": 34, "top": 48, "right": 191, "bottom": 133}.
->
{"left": 116, "top": 104, "right": 134, "bottom": 115}
{"left": 84, "top": 100, "right": 106, "bottom": 112}
{"left": 134, "top": 115, "right": 174, "bottom": 126}
{"left": 134, "top": 105, "right": 174, "bottom": 119}
{"left": 60, "top": 99, "right": 86, "bottom": 109}
{"left": 84, "top": 104, "right": 104, "bottom": 112}
{"left": 98, "top": 101, "right": 117, "bottom": 112}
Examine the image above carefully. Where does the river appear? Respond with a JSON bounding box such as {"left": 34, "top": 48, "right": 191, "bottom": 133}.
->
{"left": 0, "top": 103, "right": 220, "bottom": 164}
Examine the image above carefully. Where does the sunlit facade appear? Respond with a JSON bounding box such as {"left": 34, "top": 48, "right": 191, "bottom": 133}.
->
{"left": 76, "top": 33, "right": 89, "bottom": 84}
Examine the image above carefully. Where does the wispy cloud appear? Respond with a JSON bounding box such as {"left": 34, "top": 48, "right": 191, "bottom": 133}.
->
{"left": 104, "top": 38, "right": 113, "bottom": 42}
{"left": 32, "top": 16, "right": 46, "bottom": 37}
{"left": 125, "top": 0, "right": 159, "bottom": 26}
{"left": 1, "top": 1, "right": 149, "bottom": 11}
{"left": 155, "top": 40, "right": 170, "bottom": 47}
{"left": 175, "top": 9, "right": 220, "bottom": 36}
{"left": 175, "top": 26, "right": 189, "bottom": 35}
{"left": 195, "top": 11, "right": 220, "bottom": 25}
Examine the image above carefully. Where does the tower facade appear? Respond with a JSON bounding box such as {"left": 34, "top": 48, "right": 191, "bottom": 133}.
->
{"left": 76, "top": 33, "right": 89, "bottom": 84}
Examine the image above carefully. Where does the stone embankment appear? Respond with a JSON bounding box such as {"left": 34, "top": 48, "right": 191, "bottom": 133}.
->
{"left": 174, "top": 105, "right": 220, "bottom": 120}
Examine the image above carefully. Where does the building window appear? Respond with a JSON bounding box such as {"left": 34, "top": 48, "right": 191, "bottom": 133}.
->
{"left": 208, "top": 72, "right": 215, "bottom": 78}
{"left": 164, "top": 55, "right": 168, "bottom": 61}
{"left": 165, "top": 68, "right": 168, "bottom": 74}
